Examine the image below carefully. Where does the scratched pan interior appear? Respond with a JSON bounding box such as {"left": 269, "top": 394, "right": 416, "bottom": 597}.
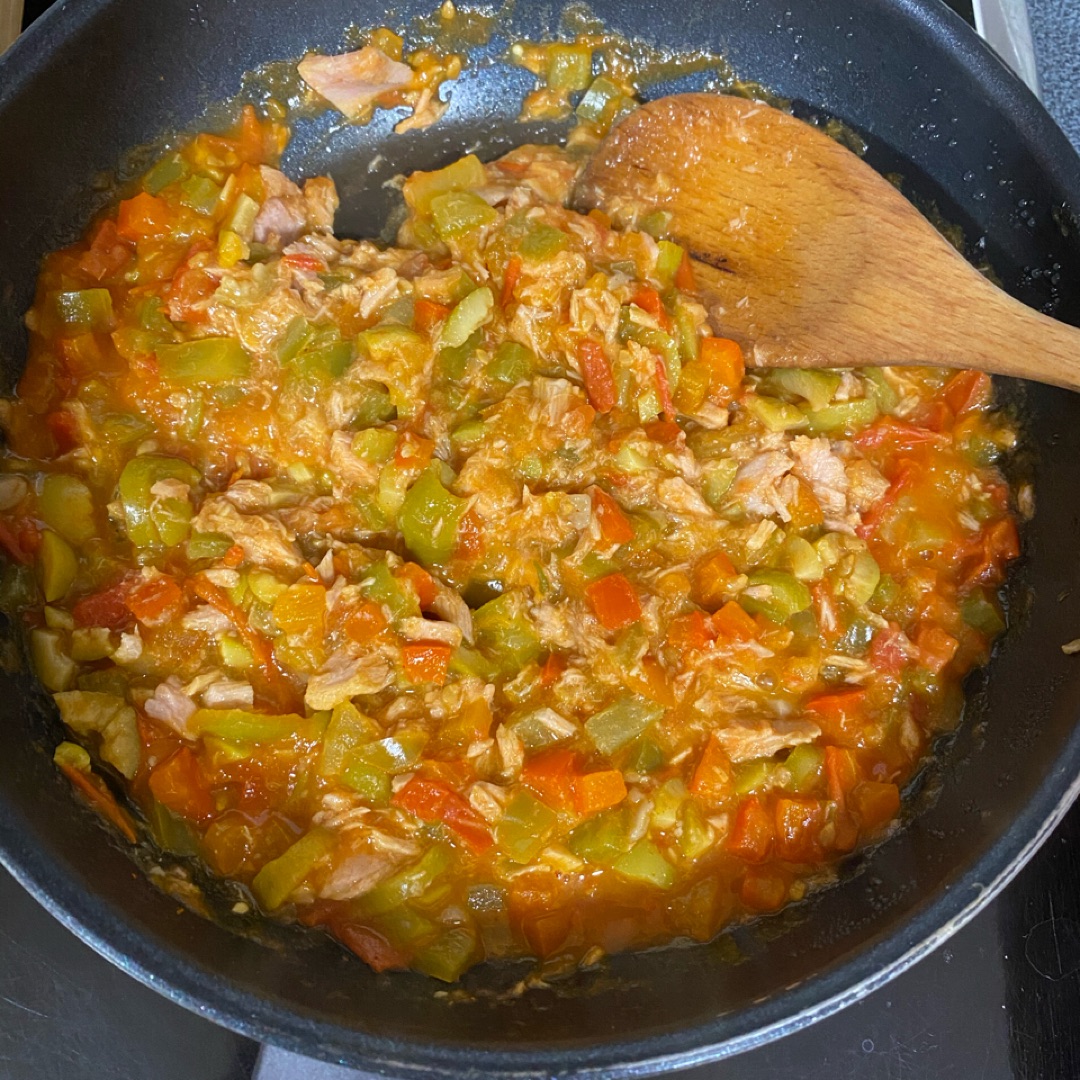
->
{"left": 3, "top": 0, "right": 1080, "bottom": 1075}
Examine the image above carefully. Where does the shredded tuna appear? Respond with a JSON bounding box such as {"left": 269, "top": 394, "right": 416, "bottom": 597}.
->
{"left": 304, "top": 650, "right": 393, "bottom": 710}
{"left": 144, "top": 677, "right": 197, "bottom": 738}
{"left": 193, "top": 497, "right": 303, "bottom": 571}
{"left": 298, "top": 46, "right": 413, "bottom": 118}
{"left": 790, "top": 436, "right": 849, "bottom": 518}
{"left": 730, "top": 451, "right": 794, "bottom": 520}
{"left": 715, "top": 717, "right": 822, "bottom": 763}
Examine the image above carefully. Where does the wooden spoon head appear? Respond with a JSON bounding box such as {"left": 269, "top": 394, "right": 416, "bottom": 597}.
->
{"left": 575, "top": 93, "right": 1005, "bottom": 370}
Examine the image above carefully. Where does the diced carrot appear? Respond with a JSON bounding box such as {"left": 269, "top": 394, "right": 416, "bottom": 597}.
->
{"left": 693, "top": 550, "right": 738, "bottom": 609}
{"left": 654, "top": 357, "right": 676, "bottom": 420}
{"left": 344, "top": 601, "right": 388, "bottom": 645}
{"left": 391, "top": 775, "right": 492, "bottom": 853}
{"left": 774, "top": 797, "right": 826, "bottom": 862}
{"left": 413, "top": 297, "right": 451, "bottom": 337}
{"left": 72, "top": 577, "right": 136, "bottom": 630}
{"left": 397, "top": 562, "right": 438, "bottom": 609}
{"left": 850, "top": 780, "right": 900, "bottom": 831}
{"left": 691, "top": 733, "right": 733, "bottom": 803}
{"left": 125, "top": 575, "right": 185, "bottom": 625}
{"left": 522, "top": 748, "right": 578, "bottom": 811}
{"left": 824, "top": 746, "right": 860, "bottom": 806}
{"left": 456, "top": 507, "right": 485, "bottom": 559}
{"left": 943, "top": 369, "right": 992, "bottom": 417}
{"left": 727, "top": 795, "right": 774, "bottom": 863}
{"left": 803, "top": 689, "right": 868, "bottom": 747}
{"left": 585, "top": 573, "right": 642, "bottom": 631}
{"left": 501, "top": 255, "right": 523, "bottom": 308}
{"left": 115, "top": 192, "right": 174, "bottom": 242}
{"left": 674, "top": 250, "right": 697, "bottom": 292}
{"left": 593, "top": 488, "right": 635, "bottom": 545}
{"left": 573, "top": 769, "right": 627, "bottom": 815}
{"left": 699, "top": 337, "right": 745, "bottom": 405}
{"left": 578, "top": 338, "right": 615, "bottom": 414}
{"left": 149, "top": 746, "right": 216, "bottom": 823}
{"left": 401, "top": 641, "right": 452, "bottom": 686}
{"left": 192, "top": 576, "right": 300, "bottom": 712}
{"left": 739, "top": 869, "right": 788, "bottom": 912}
{"left": 712, "top": 600, "right": 757, "bottom": 642}
{"left": 394, "top": 431, "right": 435, "bottom": 470}
{"left": 222, "top": 544, "right": 245, "bottom": 568}
{"left": 914, "top": 623, "right": 959, "bottom": 674}
{"left": 338, "top": 924, "right": 408, "bottom": 973}
{"left": 667, "top": 610, "right": 713, "bottom": 653}
{"left": 540, "top": 652, "right": 566, "bottom": 687}
{"left": 631, "top": 286, "right": 671, "bottom": 331}
{"left": 58, "top": 764, "right": 138, "bottom": 844}
{"left": 281, "top": 252, "right": 325, "bottom": 273}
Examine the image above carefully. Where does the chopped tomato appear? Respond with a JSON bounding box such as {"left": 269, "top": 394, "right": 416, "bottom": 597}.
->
{"left": 522, "top": 748, "right": 578, "bottom": 811}
{"left": 392, "top": 776, "right": 492, "bottom": 853}
{"left": 712, "top": 600, "right": 757, "bottom": 642}
{"left": 824, "top": 746, "right": 860, "bottom": 806}
{"left": 850, "top": 780, "right": 901, "bottom": 832}
{"left": 804, "top": 689, "right": 869, "bottom": 747}
{"left": 413, "top": 297, "right": 451, "bottom": 337}
{"left": 72, "top": 577, "right": 136, "bottom": 630}
{"left": 116, "top": 192, "right": 174, "bottom": 241}
{"left": 149, "top": 747, "right": 216, "bottom": 823}
{"left": 774, "top": 797, "right": 826, "bottom": 862}
{"left": 691, "top": 734, "right": 733, "bottom": 804}
{"left": 338, "top": 924, "right": 409, "bottom": 973}
{"left": 943, "top": 369, "right": 992, "bottom": 416}
{"left": 727, "top": 796, "right": 775, "bottom": 863}
{"left": 740, "top": 869, "right": 788, "bottom": 912}
{"left": 125, "top": 575, "right": 185, "bottom": 625}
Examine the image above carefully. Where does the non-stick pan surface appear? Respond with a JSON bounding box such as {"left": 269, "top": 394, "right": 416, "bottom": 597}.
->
{"left": 2, "top": 0, "right": 1080, "bottom": 1075}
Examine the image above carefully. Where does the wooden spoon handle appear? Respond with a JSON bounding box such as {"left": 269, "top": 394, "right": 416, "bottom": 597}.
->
{"left": 0, "top": 0, "right": 23, "bottom": 53}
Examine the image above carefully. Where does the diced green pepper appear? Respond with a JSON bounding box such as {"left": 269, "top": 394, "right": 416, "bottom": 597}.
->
{"left": 53, "top": 690, "right": 140, "bottom": 778}
{"left": 179, "top": 174, "right": 222, "bottom": 215}
{"left": 861, "top": 367, "right": 900, "bottom": 413}
{"left": 352, "top": 427, "right": 397, "bottom": 464}
{"left": 496, "top": 789, "right": 557, "bottom": 863}
{"left": 37, "top": 531, "right": 77, "bottom": 602}
{"left": 651, "top": 778, "right": 688, "bottom": 829}
{"left": 399, "top": 466, "right": 468, "bottom": 567}
{"left": 157, "top": 338, "right": 251, "bottom": 383}
{"left": 440, "top": 287, "right": 494, "bottom": 349}
{"left": 473, "top": 592, "right": 541, "bottom": 675}
{"left": 191, "top": 708, "right": 309, "bottom": 743}
{"left": 53, "top": 740, "right": 91, "bottom": 772}
{"left": 585, "top": 695, "right": 665, "bottom": 757}
{"left": 39, "top": 475, "right": 95, "bottom": 544}
{"left": 678, "top": 800, "right": 714, "bottom": 859}
{"left": 487, "top": 340, "right": 534, "bottom": 386}
{"left": 431, "top": 191, "right": 499, "bottom": 241}
{"left": 786, "top": 535, "right": 824, "bottom": 582}
{"left": 31, "top": 629, "right": 76, "bottom": 692}
{"left": 740, "top": 570, "right": 812, "bottom": 624}
{"left": 118, "top": 454, "right": 200, "bottom": 549}
{"left": 614, "top": 839, "right": 675, "bottom": 888}
{"left": 186, "top": 531, "right": 234, "bottom": 561}
{"left": 252, "top": 828, "right": 336, "bottom": 910}
{"left": 358, "top": 844, "right": 453, "bottom": 916}
{"left": 701, "top": 459, "right": 738, "bottom": 510}
{"left": 746, "top": 395, "right": 808, "bottom": 433}
{"left": 319, "top": 701, "right": 382, "bottom": 777}
{"left": 360, "top": 559, "right": 420, "bottom": 622}
{"left": 655, "top": 240, "right": 685, "bottom": 285}
{"left": 405, "top": 155, "right": 488, "bottom": 216}
{"left": 626, "top": 737, "right": 664, "bottom": 775}
{"left": 961, "top": 588, "right": 1006, "bottom": 636}
{"left": 575, "top": 75, "right": 628, "bottom": 123}
{"left": 768, "top": 368, "right": 842, "bottom": 412}
{"left": 353, "top": 730, "right": 427, "bottom": 774}
{"left": 52, "top": 289, "right": 114, "bottom": 333}
{"left": 414, "top": 925, "right": 478, "bottom": 982}
{"left": 547, "top": 43, "right": 593, "bottom": 90}
{"left": 784, "top": 745, "right": 825, "bottom": 793}
{"left": 351, "top": 380, "right": 397, "bottom": 428}
{"left": 568, "top": 805, "right": 631, "bottom": 864}
{"left": 843, "top": 550, "right": 881, "bottom": 607}
{"left": 805, "top": 398, "right": 878, "bottom": 436}
{"left": 520, "top": 223, "right": 569, "bottom": 261}
{"left": 143, "top": 152, "right": 189, "bottom": 195}
{"left": 225, "top": 193, "right": 260, "bottom": 241}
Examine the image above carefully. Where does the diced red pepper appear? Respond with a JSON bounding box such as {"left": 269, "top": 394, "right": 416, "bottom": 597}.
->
{"left": 578, "top": 338, "right": 615, "bottom": 414}
{"left": 804, "top": 689, "right": 869, "bottom": 747}
{"left": 585, "top": 573, "right": 642, "bottom": 631}
{"left": 522, "top": 748, "right": 579, "bottom": 811}
{"left": 692, "top": 733, "right": 734, "bottom": 804}
{"left": 593, "top": 488, "right": 635, "bottom": 545}
{"left": 712, "top": 600, "right": 757, "bottom": 642}
{"left": 774, "top": 797, "right": 826, "bottom": 862}
{"left": 397, "top": 562, "right": 438, "bottom": 609}
{"left": 281, "top": 252, "right": 325, "bottom": 273}
{"left": 850, "top": 780, "right": 900, "bottom": 831}
{"left": 125, "top": 575, "right": 185, "bottom": 625}
{"left": 631, "top": 286, "right": 671, "bottom": 331}
{"left": 699, "top": 337, "right": 745, "bottom": 405}
{"left": 824, "top": 746, "right": 860, "bottom": 806}
{"left": 914, "top": 623, "right": 959, "bottom": 674}
{"left": 116, "top": 192, "right": 174, "bottom": 242}
{"left": 727, "top": 795, "right": 775, "bottom": 863}
{"left": 413, "top": 298, "right": 451, "bottom": 337}
{"left": 401, "top": 642, "right": 452, "bottom": 686}
{"left": 674, "top": 251, "right": 697, "bottom": 292}
{"left": 501, "top": 255, "right": 523, "bottom": 308}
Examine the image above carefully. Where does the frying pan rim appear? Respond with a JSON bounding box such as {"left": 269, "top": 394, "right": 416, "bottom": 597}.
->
{"left": 2, "top": 0, "right": 1080, "bottom": 1074}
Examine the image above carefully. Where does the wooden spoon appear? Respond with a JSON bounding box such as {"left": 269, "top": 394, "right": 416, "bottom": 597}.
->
{"left": 575, "top": 93, "right": 1080, "bottom": 388}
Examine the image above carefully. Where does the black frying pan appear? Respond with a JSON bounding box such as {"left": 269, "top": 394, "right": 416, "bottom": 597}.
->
{"left": 2, "top": 0, "right": 1080, "bottom": 1075}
